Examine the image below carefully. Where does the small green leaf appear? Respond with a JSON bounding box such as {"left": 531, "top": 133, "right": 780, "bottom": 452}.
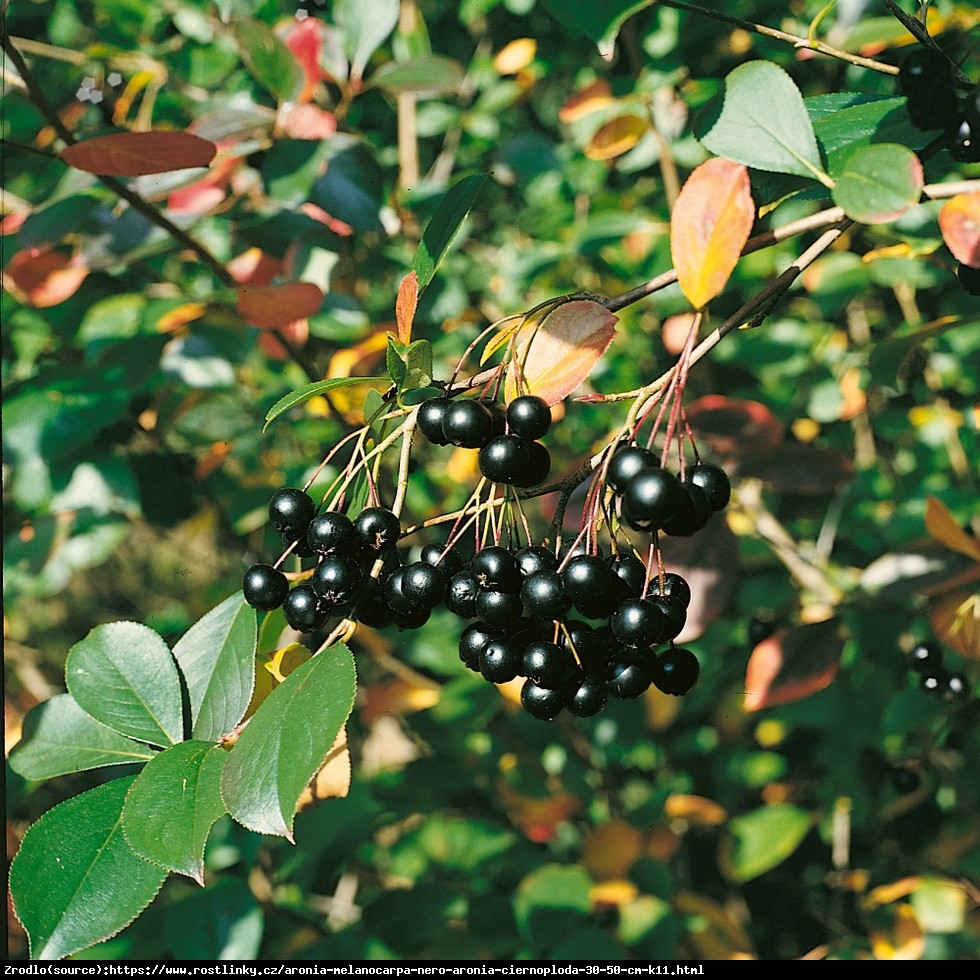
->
{"left": 721, "top": 803, "right": 812, "bottom": 883}
{"left": 9, "top": 777, "right": 168, "bottom": 961}
{"left": 695, "top": 61, "right": 830, "bottom": 185}
{"left": 368, "top": 56, "right": 464, "bottom": 96}
{"left": 221, "top": 644, "right": 356, "bottom": 838}
{"left": 234, "top": 19, "right": 303, "bottom": 103}
{"left": 411, "top": 173, "right": 488, "bottom": 293}
{"left": 264, "top": 377, "right": 389, "bottom": 431}
{"left": 163, "top": 878, "right": 264, "bottom": 960}
{"left": 386, "top": 336, "right": 408, "bottom": 389}
{"left": 9, "top": 694, "right": 156, "bottom": 780}
{"left": 172, "top": 593, "right": 256, "bottom": 742}
{"left": 65, "top": 622, "right": 184, "bottom": 748}
{"left": 123, "top": 741, "right": 228, "bottom": 884}
{"left": 911, "top": 878, "right": 967, "bottom": 934}
{"left": 542, "top": 0, "right": 654, "bottom": 55}
{"left": 513, "top": 864, "right": 593, "bottom": 951}
{"left": 333, "top": 0, "right": 399, "bottom": 80}
{"left": 831, "top": 143, "right": 924, "bottom": 224}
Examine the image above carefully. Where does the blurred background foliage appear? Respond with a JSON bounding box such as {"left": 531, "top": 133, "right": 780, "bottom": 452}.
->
{"left": 3, "top": 0, "right": 980, "bottom": 961}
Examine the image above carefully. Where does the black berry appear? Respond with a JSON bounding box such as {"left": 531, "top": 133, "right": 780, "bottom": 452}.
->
{"left": 568, "top": 672, "right": 608, "bottom": 717}
{"left": 242, "top": 563, "right": 289, "bottom": 610}
{"left": 417, "top": 398, "right": 451, "bottom": 445}
{"left": 470, "top": 546, "right": 521, "bottom": 593}
{"left": 401, "top": 561, "right": 447, "bottom": 609}
{"left": 268, "top": 487, "right": 316, "bottom": 535}
{"left": 909, "top": 641, "right": 943, "bottom": 674}
{"left": 354, "top": 507, "right": 401, "bottom": 551}
{"left": 307, "top": 511, "right": 358, "bottom": 555}
{"left": 520, "top": 679, "right": 566, "bottom": 720}
{"left": 506, "top": 395, "right": 551, "bottom": 440}
{"left": 621, "top": 467, "right": 685, "bottom": 531}
{"left": 610, "top": 599, "right": 667, "bottom": 649}
{"left": 311, "top": 553, "right": 363, "bottom": 604}
{"left": 441, "top": 400, "right": 495, "bottom": 448}
{"left": 478, "top": 434, "right": 531, "bottom": 485}
{"left": 606, "top": 444, "right": 658, "bottom": 495}
{"left": 651, "top": 647, "right": 699, "bottom": 695}
{"left": 687, "top": 462, "right": 731, "bottom": 511}
{"left": 282, "top": 584, "right": 328, "bottom": 632}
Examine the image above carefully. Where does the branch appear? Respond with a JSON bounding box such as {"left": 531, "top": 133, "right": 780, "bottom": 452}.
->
{"left": 657, "top": 0, "right": 900, "bottom": 75}
{"left": 879, "top": 0, "right": 972, "bottom": 87}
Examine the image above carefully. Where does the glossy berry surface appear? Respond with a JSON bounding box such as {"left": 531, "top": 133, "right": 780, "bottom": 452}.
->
{"left": 569, "top": 673, "right": 608, "bottom": 717}
{"left": 401, "top": 561, "right": 447, "bottom": 609}
{"left": 419, "top": 542, "right": 463, "bottom": 575}
{"left": 950, "top": 116, "right": 979, "bottom": 163}
{"left": 512, "top": 441, "right": 551, "bottom": 487}
{"left": 354, "top": 507, "right": 401, "bottom": 551}
{"left": 606, "top": 656, "right": 651, "bottom": 699}
{"left": 687, "top": 462, "right": 731, "bottom": 512}
{"left": 311, "top": 554, "right": 363, "bottom": 604}
{"left": 446, "top": 571, "right": 480, "bottom": 619}
{"left": 441, "top": 400, "right": 494, "bottom": 448}
{"left": 521, "top": 570, "right": 571, "bottom": 620}
{"left": 621, "top": 467, "right": 685, "bottom": 531}
{"left": 516, "top": 545, "right": 558, "bottom": 578}
{"left": 648, "top": 594, "right": 686, "bottom": 641}
{"left": 459, "top": 622, "right": 497, "bottom": 670}
{"left": 661, "top": 483, "right": 711, "bottom": 536}
{"left": 898, "top": 48, "right": 959, "bottom": 131}
{"left": 282, "top": 584, "right": 328, "bottom": 632}
{"left": 610, "top": 599, "right": 666, "bottom": 649}
{"left": 268, "top": 487, "right": 316, "bottom": 535}
{"left": 475, "top": 589, "right": 525, "bottom": 628}
{"left": 909, "top": 641, "right": 943, "bottom": 673}
{"left": 506, "top": 395, "right": 551, "bottom": 440}
{"left": 608, "top": 553, "right": 647, "bottom": 598}
{"left": 307, "top": 512, "right": 357, "bottom": 555}
{"left": 470, "top": 547, "right": 520, "bottom": 593}
{"left": 606, "top": 444, "right": 657, "bottom": 495}
{"left": 479, "top": 638, "right": 522, "bottom": 683}
{"left": 417, "top": 398, "right": 451, "bottom": 445}
{"left": 523, "top": 640, "right": 574, "bottom": 687}
{"left": 651, "top": 647, "right": 699, "bottom": 695}
{"left": 649, "top": 572, "right": 692, "bottom": 609}
{"left": 478, "top": 434, "right": 531, "bottom": 485}
{"left": 561, "top": 555, "right": 614, "bottom": 609}
{"left": 520, "top": 679, "right": 566, "bottom": 720}
{"left": 242, "top": 563, "right": 289, "bottom": 610}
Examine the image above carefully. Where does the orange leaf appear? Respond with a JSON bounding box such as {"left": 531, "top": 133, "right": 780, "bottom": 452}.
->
{"left": 929, "top": 589, "right": 980, "bottom": 660}
{"left": 581, "top": 820, "right": 645, "bottom": 880}
{"left": 671, "top": 158, "right": 755, "bottom": 309}
{"left": 228, "top": 247, "right": 283, "bottom": 286}
{"left": 395, "top": 271, "right": 418, "bottom": 345}
{"left": 236, "top": 281, "right": 323, "bottom": 328}
{"left": 61, "top": 130, "right": 216, "bottom": 176}
{"left": 297, "top": 728, "right": 351, "bottom": 811}
{"left": 282, "top": 17, "right": 327, "bottom": 103}
{"left": 584, "top": 114, "right": 648, "bottom": 161}
{"left": 3, "top": 246, "right": 88, "bottom": 307}
{"left": 664, "top": 793, "right": 728, "bottom": 826}
{"left": 744, "top": 618, "right": 843, "bottom": 711}
{"left": 938, "top": 193, "right": 980, "bottom": 268}
{"left": 497, "top": 782, "right": 580, "bottom": 843}
{"left": 559, "top": 79, "right": 614, "bottom": 123}
{"left": 505, "top": 299, "right": 617, "bottom": 406}
{"left": 925, "top": 495, "right": 980, "bottom": 561}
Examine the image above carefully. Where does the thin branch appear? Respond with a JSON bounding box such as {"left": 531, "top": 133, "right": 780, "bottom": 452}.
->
{"left": 657, "top": 0, "right": 900, "bottom": 75}
{"left": 879, "top": 0, "right": 972, "bottom": 87}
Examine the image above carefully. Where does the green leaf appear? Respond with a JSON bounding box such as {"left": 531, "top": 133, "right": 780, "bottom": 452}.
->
{"left": 172, "top": 593, "right": 256, "bottom": 742}
{"left": 122, "top": 741, "right": 228, "bottom": 884}
{"left": 9, "top": 694, "right": 155, "bottom": 780}
{"left": 221, "top": 644, "right": 357, "bottom": 838}
{"left": 513, "top": 864, "right": 593, "bottom": 952}
{"left": 9, "top": 777, "right": 168, "bottom": 961}
{"left": 163, "top": 878, "right": 264, "bottom": 960}
{"left": 831, "top": 143, "right": 923, "bottom": 224}
{"left": 695, "top": 61, "right": 829, "bottom": 184}
{"left": 721, "top": 803, "right": 812, "bottom": 883}
{"left": 233, "top": 19, "right": 302, "bottom": 103}
{"left": 910, "top": 878, "right": 967, "bottom": 934}
{"left": 411, "top": 173, "right": 488, "bottom": 292}
{"left": 333, "top": 0, "right": 399, "bottom": 80}
{"left": 386, "top": 335, "right": 408, "bottom": 389}
{"left": 264, "top": 377, "right": 389, "bottom": 431}
{"left": 542, "top": 0, "right": 654, "bottom": 55}
{"left": 65, "top": 622, "right": 184, "bottom": 748}
{"left": 368, "top": 56, "right": 464, "bottom": 96}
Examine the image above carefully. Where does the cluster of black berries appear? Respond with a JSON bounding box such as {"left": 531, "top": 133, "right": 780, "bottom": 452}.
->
{"left": 908, "top": 640, "right": 970, "bottom": 702}
{"left": 417, "top": 394, "right": 552, "bottom": 487}
{"left": 606, "top": 444, "right": 730, "bottom": 537}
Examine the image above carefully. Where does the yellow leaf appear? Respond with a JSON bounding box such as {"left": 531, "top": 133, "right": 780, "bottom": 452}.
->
{"left": 494, "top": 38, "right": 536, "bottom": 75}
{"left": 156, "top": 302, "right": 206, "bottom": 333}
{"left": 559, "top": 79, "right": 615, "bottom": 123}
{"left": 297, "top": 727, "right": 351, "bottom": 810}
{"left": 479, "top": 313, "right": 524, "bottom": 366}
{"left": 589, "top": 879, "right": 639, "bottom": 907}
{"left": 671, "top": 158, "right": 755, "bottom": 310}
{"left": 664, "top": 794, "right": 728, "bottom": 826}
{"left": 584, "top": 114, "right": 649, "bottom": 161}
{"left": 265, "top": 643, "right": 313, "bottom": 683}
{"left": 929, "top": 589, "right": 980, "bottom": 660}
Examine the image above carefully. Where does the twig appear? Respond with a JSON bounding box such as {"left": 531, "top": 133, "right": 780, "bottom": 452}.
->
{"left": 657, "top": 0, "right": 900, "bottom": 75}
{"left": 879, "top": 0, "right": 973, "bottom": 87}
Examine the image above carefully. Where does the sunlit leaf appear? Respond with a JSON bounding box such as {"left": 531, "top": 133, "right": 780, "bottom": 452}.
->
{"left": 671, "top": 158, "right": 754, "bottom": 309}
{"left": 333, "top": 0, "right": 399, "bottom": 81}
{"left": 234, "top": 19, "right": 303, "bottom": 103}
{"left": 3, "top": 247, "right": 88, "bottom": 307}
{"left": 937, "top": 193, "right": 980, "bottom": 268}
{"left": 122, "top": 741, "right": 228, "bottom": 883}
{"left": 924, "top": 496, "right": 980, "bottom": 561}
{"left": 395, "top": 271, "right": 418, "bottom": 345}
{"left": 513, "top": 864, "right": 593, "bottom": 950}
{"left": 504, "top": 299, "right": 617, "bottom": 406}
{"left": 743, "top": 618, "right": 843, "bottom": 711}
{"left": 559, "top": 79, "right": 615, "bottom": 123}
{"left": 369, "top": 56, "right": 464, "bottom": 96}
{"left": 584, "top": 114, "right": 649, "bottom": 161}
{"left": 831, "top": 144, "right": 923, "bottom": 224}
{"left": 695, "top": 61, "right": 828, "bottom": 183}
{"left": 929, "top": 589, "right": 980, "bottom": 660}
{"left": 296, "top": 727, "right": 351, "bottom": 811}
{"left": 61, "top": 131, "right": 215, "bottom": 177}
{"left": 720, "top": 803, "right": 812, "bottom": 883}
{"left": 664, "top": 794, "right": 728, "bottom": 826}
{"left": 9, "top": 777, "right": 168, "bottom": 961}
{"left": 236, "top": 281, "right": 323, "bottom": 329}
{"left": 494, "top": 38, "right": 537, "bottom": 75}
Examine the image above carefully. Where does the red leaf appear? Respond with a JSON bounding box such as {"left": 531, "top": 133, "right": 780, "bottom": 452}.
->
{"left": 236, "top": 282, "right": 323, "bottom": 329}
{"left": 659, "top": 514, "right": 739, "bottom": 644}
{"left": 227, "top": 248, "right": 283, "bottom": 286}
{"left": 395, "top": 272, "right": 418, "bottom": 346}
{"left": 744, "top": 618, "right": 843, "bottom": 711}
{"left": 686, "top": 395, "right": 783, "bottom": 456}
{"left": 3, "top": 246, "right": 88, "bottom": 307}
{"left": 671, "top": 158, "right": 755, "bottom": 309}
{"left": 735, "top": 443, "right": 855, "bottom": 495}
{"left": 505, "top": 299, "right": 617, "bottom": 406}
{"left": 61, "top": 131, "right": 216, "bottom": 177}
{"left": 282, "top": 17, "right": 327, "bottom": 103}
{"left": 938, "top": 193, "right": 980, "bottom": 268}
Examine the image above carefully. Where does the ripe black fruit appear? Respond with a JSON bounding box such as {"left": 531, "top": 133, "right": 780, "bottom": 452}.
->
{"left": 520, "top": 570, "right": 571, "bottom": 620}
{"left": 649, "top": 572, "right": 692, "bottom": 609}
{"left": 459, "top": 622, "right": 497, "bottom": 670}
{"left": 307, "top": 511, "right": 357, "bottom": 555}
{"left": 475, "top": 589, "right": 524, "bottom": 628}
{"left": 417, "top": 398, "right": 451, "bottom": 445}
{"left": 479, "top": 434, "right": 531, "bottom": 485}
{"left": 648, "top": 594, "right": 686, "bottom": 641}
{"left": 569, "top": 672, "right": 607, "bottom": 717}
{"left": 470, "top": 546, "right": 520, "bottom": 593}
{"left": 515, "top": 545, "right": 558, "bottom": 578}
{"left": 479, "top": 638, "right": 522, "bottom": 683}
{"left": 661, "top": 483, "right": 711, "bottom": 536}
{"left": 606, "top": 444, "right": 657, "bottom": 495}
{"left": 520, "top": 679, "right": 566, "bottom": 720}
{"left": 606, "top": 654, "right": 651, "bottom": 698}
{"left": 512, "top": 441, "right": 551, "bottom": 487}
{"left": 268, "top": 487, "right": 316, "bottom": 535}
{"left": 311, "top": 554, "right": 363, "bottom": 604}
{"left": 561, "top": 555, "right": 614, "bottom": 611}
{"left": 446, "top": 571, "right": 480, "bottom": 619}
{"left": 242, "top": 563, "right": 289, "bottom": 610}
{"left": 282, "top": 584, "right": 328, "bottom": 632}
{"left": 441, "top": 400, "right": 494, "bottom": 448}
{"left": 898, "top": 48, "right": 959, "bottom": 131}
{"left": 506, "top": 395, "right": 551, "bottom": 440}
{"left": 651, "top": 647, "right": 699, "bottom": 695}
{"left": 354, "top": 507, "right": 401, "bottom": 551}
{"left": 419, "top": 542, "right": 463, "bottom": 576}
{"left": 909, "top": 641, "right": 943, "bottom": 673}
{"left": 401, "top": 561, "right": 447, "bottom": 609}
{"left": 610, "top": 599, "right": 666, "bottom": 649}
{"left": 523, "top": 640, "right": 574, "bottom": 687}
{"left": 687, "top": 462, "right": 731, "bottom": 511}
{"left": 950, "top": 116, "right": 979, "bottom": 163}
{"left": 621, "top": 467, "right": 685, "bottom": 531}
{"left": 608, "top": 553, "right": 646, "bottom": 598}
